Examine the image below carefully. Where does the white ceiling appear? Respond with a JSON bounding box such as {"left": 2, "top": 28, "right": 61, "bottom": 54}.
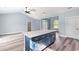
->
{"left": 0, "top": 7, "right": 79, "bottom": 19}
{"left": 26, "top": 7, "right": 79, "bottom": 19}
{"left": 0, "top": 7, "right": 24, "bottom": 14}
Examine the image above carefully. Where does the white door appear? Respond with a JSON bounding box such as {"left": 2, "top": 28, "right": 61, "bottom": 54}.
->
{"left": 75, "top": 16, "right": 79, "bottom": 39}
{"left": 65, "top": 16, "right": 79, "bottom": 39}
{"left": 65, "top": 16, "right": 75, "bottom": 37}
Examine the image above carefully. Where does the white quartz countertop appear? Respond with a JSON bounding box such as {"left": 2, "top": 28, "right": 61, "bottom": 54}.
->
{"left": 25, "top": 30, "right": 57, "bottom": 38}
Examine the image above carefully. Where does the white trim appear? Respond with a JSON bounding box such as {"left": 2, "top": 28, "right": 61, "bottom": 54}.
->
{"left": 59, "top": 34, "right": 67, "bottom": 37}
{"left": 59, "top": 34, "right": 79, "bottom": 40}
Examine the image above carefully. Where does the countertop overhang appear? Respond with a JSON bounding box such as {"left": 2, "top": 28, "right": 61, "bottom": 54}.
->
{"left": 25, "top": 30, "right": 57, "bottom": 38}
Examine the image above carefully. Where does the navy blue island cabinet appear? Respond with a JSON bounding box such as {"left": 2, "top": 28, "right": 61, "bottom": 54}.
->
{"left": 25, "top": 30, "right": 56, "bottom": 51}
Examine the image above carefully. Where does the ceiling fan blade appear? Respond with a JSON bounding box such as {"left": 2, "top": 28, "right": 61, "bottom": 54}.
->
{"left": 25, "top": 11, "right": 30, "bottom": 14}
{"left": 25, "top": 7, "right": 30, "bottom": 14}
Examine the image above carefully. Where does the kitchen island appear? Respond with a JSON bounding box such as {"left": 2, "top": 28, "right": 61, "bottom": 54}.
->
{"left": 25, "top": 30, "right": 56, "bottom": 51}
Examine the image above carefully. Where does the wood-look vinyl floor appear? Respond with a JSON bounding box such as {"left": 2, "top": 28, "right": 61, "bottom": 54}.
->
{"left": 44, "top": 36, "right": 79, "bottom": 51}
{"left": 0, "top": 33, "right": 24, "bottom": 51}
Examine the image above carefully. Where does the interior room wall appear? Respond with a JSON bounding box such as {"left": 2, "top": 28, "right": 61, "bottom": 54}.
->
{"left": 0, "top": 12, "right": 41, "bottom": 35}
{"left": 0, "top": 12, "right": 27, "bottom": 35}
{"left": 31, "top": 19, "right": 41, "bottom": 31}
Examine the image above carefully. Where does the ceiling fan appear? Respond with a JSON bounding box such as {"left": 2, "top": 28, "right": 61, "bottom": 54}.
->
{"left": 25, "top": 7, "right": 36, "bottom": 14}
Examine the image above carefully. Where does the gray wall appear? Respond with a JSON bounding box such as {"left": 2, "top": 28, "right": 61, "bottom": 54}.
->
{"left": 31, "top": 20, "right": 41, "bottom": 31}
{"left": 0, "top": 12, "right": 41, "bottom": 35}
{"left": 59, "top": 9, "right": 79, "bottom": 36}
{"left": 0, "top": 12, "right": 27, "bottom": 35}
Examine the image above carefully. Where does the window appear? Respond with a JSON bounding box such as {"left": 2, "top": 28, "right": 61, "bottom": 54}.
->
{"left": 53, "top": 20, "right": 59, "bottom": 29}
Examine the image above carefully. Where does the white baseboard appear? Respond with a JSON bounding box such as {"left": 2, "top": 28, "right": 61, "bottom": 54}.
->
{"left": 59, "top": 34, "right": 68, "bottom": 37}
{"left": 59, "top": 34, "right": 79, "bottom": 40}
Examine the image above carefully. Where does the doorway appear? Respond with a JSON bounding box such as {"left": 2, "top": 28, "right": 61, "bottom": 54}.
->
{"left": 28, "top": 22, "right": 31, "bottom": 31}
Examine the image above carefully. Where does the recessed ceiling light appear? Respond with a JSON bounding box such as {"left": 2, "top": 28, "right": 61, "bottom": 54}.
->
{"left": 67, "top": 7, "right": 72, "bottom": 9}
{"left": 42, "top": 12, "right": 46, "bottom": 14}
